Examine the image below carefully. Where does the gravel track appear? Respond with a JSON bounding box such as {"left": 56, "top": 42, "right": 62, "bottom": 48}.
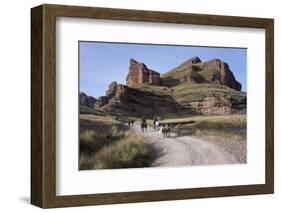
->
{"left": 132, "top": 124, "right": 239, "bottom": 167}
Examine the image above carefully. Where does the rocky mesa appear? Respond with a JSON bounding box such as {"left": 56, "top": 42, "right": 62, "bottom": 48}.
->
{"left": 82, "top": 57, "right": 246, "bottom": 116}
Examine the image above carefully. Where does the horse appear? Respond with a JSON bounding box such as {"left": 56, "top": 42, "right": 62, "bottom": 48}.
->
{"left": 161, "top": 125, "right": 171, "bottom": 138}
{"left": 141, "top": 122, "right": 147, "bottom": 132}
{"left": 173, "top": 123, "right": 182, "bottom": 136}
{"left": 155, "top": 121, "right": 160, "bottom": 131}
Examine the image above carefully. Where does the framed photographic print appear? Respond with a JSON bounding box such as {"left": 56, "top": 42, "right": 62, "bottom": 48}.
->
{"left": 31, "top": 4, "right": 274, "bottom": 208}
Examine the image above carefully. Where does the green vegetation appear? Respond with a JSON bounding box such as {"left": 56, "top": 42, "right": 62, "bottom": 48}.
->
{"left": 80, "top": 105, "right": 105, "bottom": 115}
{"left": 172, "top": 82, "right": 246, "bottom": 103}
{"left": 87, "top": 135, "right": 150, "bottom": 169}
{"left": 131, "top": 82, "right": 246, "bottom": 107}
{"left": 80, "top": 126, "right": 124, "bottom": 155}
{"left": 161, "top": 60, "right": 194, "bottom": 79}
{"left": 160, "top": 60, "right": 207, "bottom": 86}
{"left": 80, "top": 114, "right": 118, "bottom": 125}
{"left": 191, "top": 128, "right": 246, "bottom": 141}
{"left": 158, "top": 114, "right": 246, "bottom": 129}
{"left": 134, "top": 84, "right": 171, "bottom": 96}
{"left": 198, "top": 69, "right": 219, "bottom": 82}
{"left": 79, "top": 126, "right": 151, "bottom": 170}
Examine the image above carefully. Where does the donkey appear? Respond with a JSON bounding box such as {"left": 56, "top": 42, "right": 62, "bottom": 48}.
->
{"left": 161, "top": 125, "right": 171, "bottom": 138}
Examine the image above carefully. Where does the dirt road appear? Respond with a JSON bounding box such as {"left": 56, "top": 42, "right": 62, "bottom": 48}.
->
{"left": 131, "top": 124, "right": 238, "bottom": 167}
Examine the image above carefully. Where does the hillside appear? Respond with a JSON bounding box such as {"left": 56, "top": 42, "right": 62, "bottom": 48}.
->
{"left": 137, "top": 83, "right": 246, "bottom": 115}
{"left": 161, "top": 56, "right": 242, "bottom": 90}
{"left": 82, "top": 57, "right": 246, "bottom": 117}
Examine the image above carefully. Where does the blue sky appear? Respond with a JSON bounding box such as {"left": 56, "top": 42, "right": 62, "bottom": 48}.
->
{"left": 79, "top": 42, "right": 247, "bottom": 98}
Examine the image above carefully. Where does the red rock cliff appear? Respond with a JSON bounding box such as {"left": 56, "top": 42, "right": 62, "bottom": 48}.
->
{"left": 126, "top": 59, "right": 160, "bottom": 87}
{"left": 202, "top": 59, "right": 242, "bottom": 91}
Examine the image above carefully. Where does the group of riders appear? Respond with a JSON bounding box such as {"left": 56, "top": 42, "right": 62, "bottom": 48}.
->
{"left": 141, "top": 115, "right": 173, "bottom": 137}
{"left": 116, "top": 115, "right": 174, "bottom": 137}
{"left": 139, "top": 115, "right": 156, "bottom": 133}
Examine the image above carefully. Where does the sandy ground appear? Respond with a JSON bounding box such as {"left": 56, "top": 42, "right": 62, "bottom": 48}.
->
{"left": 132, "top": 124, "right": 238, "bottom": 167}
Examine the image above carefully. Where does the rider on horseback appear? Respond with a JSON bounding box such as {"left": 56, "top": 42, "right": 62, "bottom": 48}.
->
{"left": 141, "top": 116, "right": 147, "bottom": 132}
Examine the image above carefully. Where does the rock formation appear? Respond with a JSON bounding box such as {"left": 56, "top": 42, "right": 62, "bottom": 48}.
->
{"left": 106, "top": 81, "right": 117, "bottom": 98}
{"left": 178, "top": 95, "right": 246, "bottom": 115}
{"left": 92, "top": 57, "right": 246, "bottom": 116}
{"left": 79, "top": 92, "right": 97, "bottom": 107}
{"left": 161, "top": 57, "right": 242, "bottom": 91}
{"left": 95, "top": 82, "right": 178, "bottom": 116}
{"left": 185, "top": 56, "right": 202, "bottom": 64}
{"left": 94, "top": 96, "right": 110, "bottom": 108}
{"left": 126, "top": 59, "right": 160, "bottom": 87}
{"left": 201, "top": 59, "right": 242, "bottom": 91}
{"left": 95, "top": 82, "right": 125, "bottom": 108}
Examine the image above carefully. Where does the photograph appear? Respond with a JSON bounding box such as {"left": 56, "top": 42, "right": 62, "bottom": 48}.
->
{"left": 78, "top": 41, "right": 247, "bottom": 170}
{"left": 29, "top": 3, "right": 274, "bottom": 208}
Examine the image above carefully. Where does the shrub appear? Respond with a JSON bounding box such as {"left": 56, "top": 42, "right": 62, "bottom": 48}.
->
{"left": 79, "top": 126, "right": 125, "bottom": 155}
{"left": 91, "top": 134, "right": 150, "bottom": 169}
{"left": 79, "top": 127, "right": 151, "bottom": 170}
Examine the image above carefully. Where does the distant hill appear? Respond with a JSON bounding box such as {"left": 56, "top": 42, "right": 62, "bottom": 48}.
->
{"left": 83, "top": 57, "right": 246, "bottom": 117}
{"left": 80, "top": 92, "right": 97, "bottom": 107}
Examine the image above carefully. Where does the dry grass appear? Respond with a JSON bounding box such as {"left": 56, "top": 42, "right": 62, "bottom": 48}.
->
{"left": 80, "top": 114, "right": 117, "bottom": 125}
{"left": 191, "top": 128, "right": 246, "bottom": 140}
{"left": 90, "top": 135, "right": 150, "bottom": 169}
{"left": 172, "top": 83, "right": 246, "bottom": 103}
{"left": 134, "top": 84, "right": 171, "bottom": 96}
{"left": 79, "top": 127, "right": 151, "bottom": 170}
{"left": 80, "top": 126, "right": 124, "bottom": 155}
{"left": 158, "top": 114, "right": 246, "bottom": 129}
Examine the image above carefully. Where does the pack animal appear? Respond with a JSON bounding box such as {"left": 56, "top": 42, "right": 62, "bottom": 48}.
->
{"left": 161, "top": 125, "right": 171, "bottom": 138}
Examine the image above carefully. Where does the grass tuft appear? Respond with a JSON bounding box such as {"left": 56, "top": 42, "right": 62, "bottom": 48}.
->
{"left": 79, "top": 127, "right": 151, "bottom": 170}
{"left": 90, "top": 135, "right": 150, "bottom": 169}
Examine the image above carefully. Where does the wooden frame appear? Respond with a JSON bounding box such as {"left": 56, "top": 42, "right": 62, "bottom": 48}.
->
{"left": 31, "top": 4, "right": 274, "bottom": 208}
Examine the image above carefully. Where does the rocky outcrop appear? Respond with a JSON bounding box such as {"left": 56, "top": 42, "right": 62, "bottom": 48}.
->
{"left": 79, "top": 92, "right": 97, "bottom": 107}
{"left": 94, "top": 80, "right": 177, "bottom": 116}
{"left": 94, "top": 82, "right": 246, "bottom": 116}
{"left": 92, "top": 57, "right": 246, "bottom": 116}
{"left": 202, "top": 59, "right": 242, "bottom": 91}
{"left": 94, "top": 96, "right": 110, "bottom": 108}
{"left": 126, "top": 59, "right": 160, "bottom": 87}
{"left": 95, "top": 82, "right": 124, "bottom": 108}
{"left": 186, "top": 56, "right": 202, "bottom": 64}
{"left": 179, "top": 95, "right": 246, "bottom": 115}
{"left": 179, "top": 96, "right": 232, "bottom": 115}
{"left": 106, "top": 81, "right": 117, "bottom": 97}
{"left": 161, "top": 57, "right": 242, "bottom": 91}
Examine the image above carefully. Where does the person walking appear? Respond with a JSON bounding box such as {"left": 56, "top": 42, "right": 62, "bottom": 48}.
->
{"left": 141, "top": 116, "right": 147, "bottom": 132}
{"left": 153, "top": 115, "right": 158, "bottom": 130}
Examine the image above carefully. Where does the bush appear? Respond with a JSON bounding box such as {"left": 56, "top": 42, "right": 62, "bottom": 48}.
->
{"left": 91, "top": 135, "right": 150, "bottom": 169}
